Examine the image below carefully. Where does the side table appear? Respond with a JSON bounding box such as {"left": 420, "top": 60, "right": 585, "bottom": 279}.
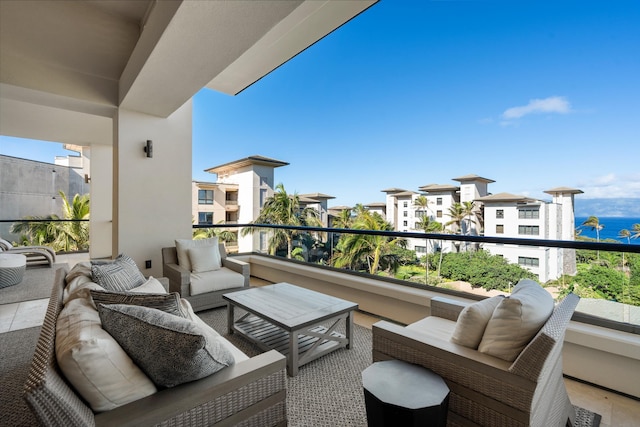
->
{"left": 362, "top": 359, "right": 449, "bottom": 427}
{"left": 0, "top": 253, "right": 27, "bottom": 288}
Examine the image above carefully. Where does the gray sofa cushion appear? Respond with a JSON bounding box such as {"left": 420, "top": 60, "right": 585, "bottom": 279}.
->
{"left": 91, "top": 254, "right": 146, "bottom": 291}
{"left": 97, "top": 303, "right": 235, "bottom": 388}
{"left": 90, "top": 289, "right": 187, "bottom": 318}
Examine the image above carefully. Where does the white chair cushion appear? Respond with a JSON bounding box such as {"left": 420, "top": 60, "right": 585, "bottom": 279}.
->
{"left": 175, "top": 237, "right": 220, "bottom": 272}
{"left": 56, "top": 297, "right": 157, "bottom": 412}
{"left": 450, "top": 296, "right": 504, "bottom": 349}
{"left": 189, "top": 245, "right": 222, "bottom": 273}
{"left": 406, "top": 316, "right": 456, "bottom": 342}
{"left": 478, "top": 279, "right": 554, "bottom": 362}
{"left": 190, "top": 267, "right": 245, "bottom": 296}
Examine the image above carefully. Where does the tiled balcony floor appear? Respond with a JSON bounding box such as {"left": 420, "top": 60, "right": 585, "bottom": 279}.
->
{"left": 1, "top": 255, "right": 638, "bottom": 426}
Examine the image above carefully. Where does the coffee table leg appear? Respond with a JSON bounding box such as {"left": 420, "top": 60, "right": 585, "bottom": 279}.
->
{"left": 227, "top": 303, "right": 234, "bottom": 334}
{"left": 346, "top": 310, "right": 354, "bottom": 349}
{"left": 289, "top": 330, "right": 299, "bottom": 376}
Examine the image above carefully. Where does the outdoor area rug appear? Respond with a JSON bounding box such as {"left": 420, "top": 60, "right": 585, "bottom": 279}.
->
{"left": 1, "top": 307, "right": 602, "bottom": 427}
{"left": 0, "top": 263, "right": 66, "bottom": 305}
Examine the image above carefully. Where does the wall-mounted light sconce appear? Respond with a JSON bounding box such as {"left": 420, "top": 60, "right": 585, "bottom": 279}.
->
{"left": 84, "top": 174, "right": 91, "bottom": 184}
{"left": 144, "top": 140, "right": 153, "bottom": 158}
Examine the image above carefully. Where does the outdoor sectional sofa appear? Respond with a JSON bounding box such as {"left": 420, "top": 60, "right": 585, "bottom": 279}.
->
{"left": 23, "top": 265, "right": 287, "bottom": 427}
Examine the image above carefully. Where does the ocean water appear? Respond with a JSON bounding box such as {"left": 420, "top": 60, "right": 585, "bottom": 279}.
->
{"left": 575, "top": 217, "right": 640, "bottom": 245}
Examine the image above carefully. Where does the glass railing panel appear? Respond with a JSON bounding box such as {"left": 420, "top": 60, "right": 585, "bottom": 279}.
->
{"left": 215, "top": 223, "right": 640, "bottom": 333}
{"left": 1, "top": 218, "right": 89, "bottom": 254}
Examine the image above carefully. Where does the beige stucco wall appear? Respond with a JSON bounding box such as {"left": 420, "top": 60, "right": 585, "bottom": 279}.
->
{"left": 112, "top": 101, "right": 193, "bottom": 276}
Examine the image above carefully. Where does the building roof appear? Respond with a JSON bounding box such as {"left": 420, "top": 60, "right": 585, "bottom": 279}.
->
{"left": 328, "top": 205, "right": 352, "bottom": 212}
{"left": 193, "top": 180, "right": 219, "bottom": 186}
{"left": 204, "top": 155, "right": 289, "bottom": 174}
{"left": 475, "top": 192, "right": 538, "bottom": 203}
{"left": 381, "top": 188, "right": 408, "bottom": 193}
{"left": 299, "top": 193, "right": 335, "bottom": 200}
{"left": 393, "top": 191, "right": 417, "bottom": 197}
{"left": 452, "top": 174, "right": 495, "bottom": 184}
{"left": 544, "top": 187, "right": 584, "bottom": 195}
{"left": 365, "top": 202, "right": 386, "bottom": 207}
{"left": 418, "top": 183, "right": 459, "bottom": 192}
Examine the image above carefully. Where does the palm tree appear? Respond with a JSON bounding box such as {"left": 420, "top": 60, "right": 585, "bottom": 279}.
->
{"left": 413, "top": 195, "right": 430, "bottom": 219}
{"left": 461, "top": 201, "right": 477, "bottom": 251}
{"left": 193, "top": 221, "right": 238, "bottom": 246}
{"left": 582, "top": 216, "right": 604, "bottom": 260}
{"left": 332, "top": 208, "right": 353, "bottom": 229}
{"left": 241, "top": 183, "right": 322, "bottom": 258}
{"left": 414, "top": 216, "right": 443, "bottom": 284}
{"left": 631, "top": 223, "right": 640, "bottom": 239}
{"left": 11, "top": 191, "right": 90, "bottom": 252}
{"left": 332, "top": 211, "right": 405, "bottom": 275}
{"left": 619, "top": 229, "right": 631, "bottom": 273}
{"left": 446, "top": 203, "right": 466, "bottom": 252}
{"left": 619, "top": 229, "right": 631, "bottom": 244}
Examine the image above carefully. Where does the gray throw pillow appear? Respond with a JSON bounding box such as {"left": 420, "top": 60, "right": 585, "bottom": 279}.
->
{"left": 97, "top": 304, "right": 235, "bottom": 388}
{"left": 91, "top": 254, "right": 146, "bottom": 291}
{"left": 90, "top": 289, "right": 187, "bottom": 318}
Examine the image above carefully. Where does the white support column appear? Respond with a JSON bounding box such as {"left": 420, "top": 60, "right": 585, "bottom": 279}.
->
{"left": 89, "top": 144, "right": 113, "bottom": 259}
{"left": 112, "top": 101, "right": 193, "bottom": 276}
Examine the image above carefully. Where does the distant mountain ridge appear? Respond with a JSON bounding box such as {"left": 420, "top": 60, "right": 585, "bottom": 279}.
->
{"left": 573, "top": 198, "right": 640, "bottom": 218}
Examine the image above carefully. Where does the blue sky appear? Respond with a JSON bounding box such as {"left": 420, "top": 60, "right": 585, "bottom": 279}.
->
{"left": 2, "top": 0, "right": 639, "bottom": 211}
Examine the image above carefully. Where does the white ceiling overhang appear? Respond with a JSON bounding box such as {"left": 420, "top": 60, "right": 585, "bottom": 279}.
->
{"left": 0, "top": 0, "right": 377, "bottom": 144}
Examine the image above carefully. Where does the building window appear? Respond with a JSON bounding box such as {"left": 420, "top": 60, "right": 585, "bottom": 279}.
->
{"left": 518, "top": 225, "right": 540, "bottom": 235}
{"left": 260, "top": 189, "right": 267, "bottom": 207}
{"left": 436, "top": 210, "right": 442, "bottom": 218}
{"left": 260, "top": 176, "right": 268, "bottom": 186}
{"left": 436, "top": 197, "right": 442, "bottom": 206}
{"left": 496, "top": 224, "right": 504, "bottom": 234}
{"left": 416, "top": 210, "right": 426, "bottom": 218}
{"left": 198, "top": 189, "right": 213, "bottom": 205}
{"left": 518, "top": 208, "right": 539, "bottom": 219}
{"left": 403, "top": 201, "right": 408, "bottom": 208}
{"left": 518, "top": 257, "right": 539, "bottom": 267}
{"left": 198, "top": 212, "right": 213, "bottom": 225}
{"left": 496, "top": 209, "right": 504, "bottom": 219}
{"left": 403, "top": 221, "right": 408, "bottom": 226}
{"left": 403, "top": 211, "right": 408, "bottom": 217}
{"left": 259, "top": 232, "right": 267, "bottom": 251}
{"left": 415, "top": 246, "right": 427, "bottom": 254}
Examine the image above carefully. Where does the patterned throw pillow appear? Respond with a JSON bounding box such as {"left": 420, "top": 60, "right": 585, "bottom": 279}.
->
{"left": 90, "top": 290, "right": 187, "bottom": 318}
{"left": 97, "top": 304, "right": 235, "bottom": 388}
{"left": 91, "top": 254, "right": 146, "bottom": 291}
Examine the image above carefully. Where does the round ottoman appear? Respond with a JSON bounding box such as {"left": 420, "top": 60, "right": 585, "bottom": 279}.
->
{"left": 0, "top": 253, "right": 27, "bottom": 288}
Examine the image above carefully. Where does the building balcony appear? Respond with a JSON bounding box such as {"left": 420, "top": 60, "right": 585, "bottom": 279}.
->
{"left": 2, "top": 250, "right": 638, "bottom": 426}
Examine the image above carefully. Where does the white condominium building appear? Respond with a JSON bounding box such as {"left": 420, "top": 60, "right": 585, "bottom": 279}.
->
{"left": 378, "top": 175, "right": 582, "bottom": 283}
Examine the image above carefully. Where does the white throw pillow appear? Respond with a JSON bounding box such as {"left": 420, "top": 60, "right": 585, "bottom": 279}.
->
{"left": 175, "top": 237, "right": 220, "bottom": 272}
{"left": 56, "top": 297, "right": 157, "bottom": 412}
{"left": 450, "top": 296, "right": 504, "bottom": 349}
{"left": 133, "top": 276, "right": 168, "bottom": 294}
{"left": 478, "top": 279, "right": 554, "bottom": 362}
{"left": 189, "top": 245, "right": 222, "bottom": 273}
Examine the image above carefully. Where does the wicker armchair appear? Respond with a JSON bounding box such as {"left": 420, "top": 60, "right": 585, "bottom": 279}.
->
{"left": 162, "top": 244, "right": 250, "bottom": 312}
{"left": 23, "top": 266, "right": 287, "bottom": 427}
{"left": 372, "top": 293, "right": 580, "bottom": 427}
